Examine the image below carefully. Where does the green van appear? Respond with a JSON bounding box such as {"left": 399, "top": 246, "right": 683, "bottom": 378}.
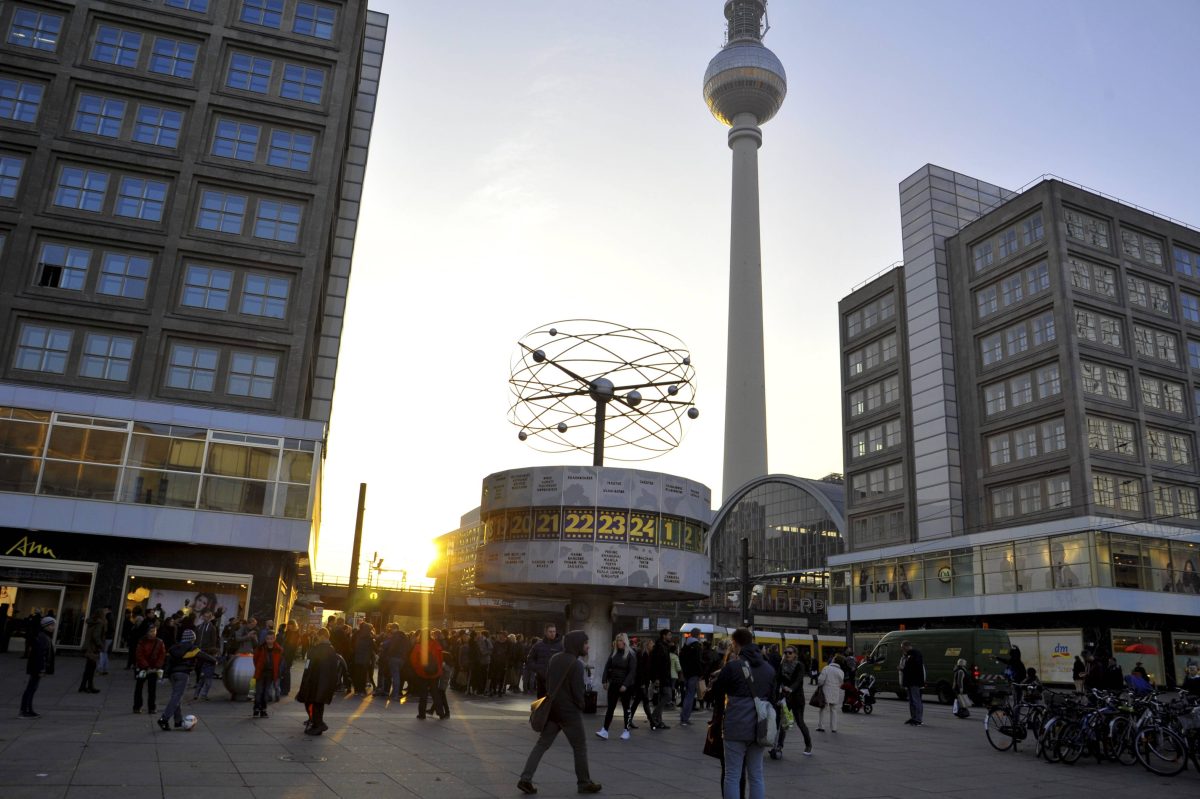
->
{"left": 863, "top": 629, "right": 1012, "bottom": 705}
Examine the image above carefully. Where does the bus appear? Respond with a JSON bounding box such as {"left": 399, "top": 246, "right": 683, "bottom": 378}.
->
{"left": 677, "top": 624, "right": 846, "bottom": 665}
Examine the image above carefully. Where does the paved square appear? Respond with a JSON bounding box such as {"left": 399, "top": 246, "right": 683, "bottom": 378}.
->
{"left": 1, "top": 656, "right": 1197, "bottom": 798}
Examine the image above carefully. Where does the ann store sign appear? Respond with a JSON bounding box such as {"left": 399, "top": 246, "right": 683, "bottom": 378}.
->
{"left": 6, "top": 536, "right": 57, "bottom": 559}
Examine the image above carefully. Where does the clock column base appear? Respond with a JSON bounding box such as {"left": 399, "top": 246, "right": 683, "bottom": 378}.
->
{"left": 568, "top": 591, "right": 614, "bottom": 707}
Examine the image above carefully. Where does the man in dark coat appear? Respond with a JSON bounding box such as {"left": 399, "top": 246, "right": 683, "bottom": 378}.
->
{"left": 899, "top": 640, "right": 925, "bottom": 725}
{"left": 79, "top": 610, "right": 104, "bottom": 693}
{"left": 518, "top": 630, "right": 601, "bottom": 795}
{"left": 648, "top": 629, "right": 674, "bottom": 729}
{"left": 678, "top": 628, "right": 705, "bottom": 726}
{"left": 21, "top": 615, "right": 55, "bottom": 718}
{"left": 296, "top": 627, "right": 343, "bottom": 735}
{"left": 526, "top": 623, "right": 563, "bottom": 698}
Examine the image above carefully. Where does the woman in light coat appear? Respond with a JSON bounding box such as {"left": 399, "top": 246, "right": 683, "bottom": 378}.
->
{"left": 815, "top": 655, "right": 845, "bottom": 732}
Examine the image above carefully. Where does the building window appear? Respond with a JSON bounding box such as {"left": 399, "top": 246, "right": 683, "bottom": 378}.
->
{"left": 114, "top": 177, "right": 168, "bottom": 222}
{"left": 1140, "top": 375, "right": 1185, "bottom": 416}
{"left": 988, "top": 434, "right": 1011, "bottom": 467}
{"left": 1173, "top": 246, "right": 1200, "bottom": 280}
{"left": 984, "top": 382, "right": 1006, "bottom": 416}
{"left": 15, "top": 324, "right": 71, "bottom": 373}
{"left": 1121, "top": 229, "right": 1164, "bottom": 269}
{"left": 1036, "top": 363, "right": 1061, "bottom": 399}
{"left": 1127, "top": 276, "right": 1172, "bottom": 317}
{"left": 997, "top": 228, "right": 1018, "bottom": 260}
{"left": 252, "top": 199, "right": 301, "bottom": 243}
{"left": 973, "top": 241, "right": 993, "bottom": 272}
{"left": 1041, "top": 419, "right": 1067, "bottom": 453}
{"left": 976, "top": 285, "right": 998, "bottom": 318}
{"left": 1064, "top": 207, "right": 1111, "bottom": 250}
{"left": 1189, "top": 340, "right": 1200, "bottom": 371}
{"left": 53, "top": 167, "right": 109, "bottom": 212}
{"left": 132, "top": 105, "right": 182, "bottom": 148}
{"left": 847, "top": 334, "right": 895, "bottom": 377}
{"left": 1068, "top": 257, "right": 1117, "bottom": 299}
{"left": 0, "top": 77, "right": 42, "bottom": 123}
{"left": 850, "top": 463, "right": 903, "bottom": 502}
{"left": 267, "top": 130, "right": 314, "bottom": 171}
{"left": 212, "top": 119, "right": 259, "bottom": 161}
{"left": 227, "top": 53, "right": 272, "bottom": 93}
{"left": 1153, "top": 483, "right": 1200, "bottom": 521}
{"left": 8, "top": 8, "right": 62, "bottom": 51}
{"left": 227, "top": 352, "right": 278, "bottom": 399}
{"left": 80, "top": 333, "right": 134, "bottom": 381}
{"left": 1133, "top": 324, "right": 1177, "bottom": 365}
{"left": 36, "top": 243, "right": 90, "bottom": 290}
{"left": 148, "top": 38, "right": 198, "bottom": 79}
{"left": 1094, "top": 473, "right": 1141, "bottom": 513}
{"left": 1025, "top": 261, "right": 1050, "bottom": 294}
{"left": 241, "top": 0, "right": 284, "bottom": 28}
{"left": 1020, "top": 212, "right": 1044, "bottom": 247}
{"left": 181, "top": 264, "right": 232, "bottom": 310}
{"left": 166, "top": 344, "right": 218, "bottom": 391}
{"left": 0, "top": 154, "right": 23, "bottom": 199}
{"left": 849, "top": 419, "right": 902, "bottom": 459}
{"left": 981, "top": 333, "right": 1002, "bottom": 366}
{"left": 92, "top": 26, "right": 142, "bottom": 68}
{"left": 1080, "top": 361, "right": 1129, "bottom": 403}
{"left": 990, "top": 485, "right": 1014, "bottom": 519}
{"left": 1009, "top": 373, "right": 1033, "bottom": 407}
{"left": 73, "top": 94, "right": 126, "bottom": 138}
{"left": 1032, "top": 312, "right": 1055, "bottom": 347}
{"left": 164, "top": 0, "right": 209, "bottom": 12}
{"left": 1182, "top": 292, "right": 1200, "bottom": 324}
{"left": 196, "top": 190, "right": 247, "bottom": 234}
{"left": 280, "top": 64, "right": 323, "bottom": 103}
{"left": 97, "top": 252, "right": 150, "bottom": 299}
{"left": 240, "top": 274, "right": 289, "bottom": 318}
{"left": 1075, "top": 309, "right": 1122, "bottom": 351}
{"left": 294, "top": 2, "right": 336, "bottom": 38}
{"left": 1147, "top": 428, "right": 1191, "bottom": 466}
{"left": 1087, "top": 415, "right": 1137, "bottom": 457}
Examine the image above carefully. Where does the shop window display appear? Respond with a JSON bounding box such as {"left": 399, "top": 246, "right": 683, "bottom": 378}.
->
{"left": 118, "top": 567, "right": 249, "bottom": 649}
{"left": 1111, "top": 629, "right": 1163, "bottom": 686}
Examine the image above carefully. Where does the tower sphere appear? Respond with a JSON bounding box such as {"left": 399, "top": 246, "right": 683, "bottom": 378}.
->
{"left": 703, "top": 43, "right": 787, "bottom": 126}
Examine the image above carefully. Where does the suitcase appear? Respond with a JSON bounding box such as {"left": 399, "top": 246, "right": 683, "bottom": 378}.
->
{"left": 584, "top": 689, "right": 598, "bottom": 714}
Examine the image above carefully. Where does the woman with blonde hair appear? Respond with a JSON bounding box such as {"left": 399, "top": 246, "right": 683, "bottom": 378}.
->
{"left": 815, "top": 654, "right": 845, "bottom": 732}
{"left": 596, "top": 633, "right": 637, "bottom": 740}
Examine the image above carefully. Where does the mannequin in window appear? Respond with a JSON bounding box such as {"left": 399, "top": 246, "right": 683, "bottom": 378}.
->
{"left": 1163, "top": 560, "right": 1180, "bottom": 593}
{"left": 858, "top": 569, "right": 871, "bottom": 603}
{"left": 1184, "top": 560, "right": 1200, "bottom": 595}
{"left": 1000, "top": 553, "right": 1016, "bottom": 593}
{"left": 1056, "top": 560, "right": 1080, "bottom": 588}
{"left": 894, "top": 565, "right": 912, "bottom": 600}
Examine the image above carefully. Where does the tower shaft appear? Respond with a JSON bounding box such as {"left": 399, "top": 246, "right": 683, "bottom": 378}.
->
{"left": 722, "top": 112, "right": 768, "bottom": 499}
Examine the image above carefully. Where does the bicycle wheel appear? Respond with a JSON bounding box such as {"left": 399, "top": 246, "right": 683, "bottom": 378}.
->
{"left": 1025, "top": 705, "right": 1046, "bottom": 741}
{"left": 1039, "top": 716, "right": 1066, "bottom": 763}
{"left": 986, "top": 707, "right": 1015, "bottom": 752}
{"left": 1107, "top": 715, "right": 1137, "bottom": 766}
{"left": 1135, "top": 725, "right": 1188, "bottom": 777}
{"left": 1056, "top": 722, "right": 1086, "bottom": 765}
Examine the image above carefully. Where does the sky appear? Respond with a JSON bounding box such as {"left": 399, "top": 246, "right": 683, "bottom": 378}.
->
{"left": 315, "top": 0, "right": 1200, "bottom": 583}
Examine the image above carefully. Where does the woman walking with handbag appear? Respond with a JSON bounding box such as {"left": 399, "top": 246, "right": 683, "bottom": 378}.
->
{"left": 813, "top": 655, "right": 844, "bottom": 733}
{"left": 770, "top": 645, "right": 812, "bottom": 758}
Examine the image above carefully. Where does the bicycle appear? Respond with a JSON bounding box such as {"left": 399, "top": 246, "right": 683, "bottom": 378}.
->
{"left": 984, "top": 681, "right": 1041, "bottom": 752}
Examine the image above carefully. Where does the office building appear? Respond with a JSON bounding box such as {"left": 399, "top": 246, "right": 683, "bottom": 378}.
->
{"left": 0, "top": 0, "right": 386, "bottom": 649}
{"left": 832, "top": 165, "right": 1200, "bottom": 686}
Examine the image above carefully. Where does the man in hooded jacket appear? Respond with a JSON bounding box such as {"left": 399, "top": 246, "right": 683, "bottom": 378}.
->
{"left": 518, "top": 630, "right": 602, "bottom": 795}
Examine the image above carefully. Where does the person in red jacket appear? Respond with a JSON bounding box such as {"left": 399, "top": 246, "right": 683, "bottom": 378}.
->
{"left": 253, "top": 631, "right": 284, "bottom": 718}
{"left": 133, "top": 624, "right": 166, "bottom": 714}
{"left": 409, "top": 629, "right": 448, "bottom": 720}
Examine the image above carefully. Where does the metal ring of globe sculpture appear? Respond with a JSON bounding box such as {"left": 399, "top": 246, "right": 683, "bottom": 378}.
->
{"left": 508, "top": 320, "right": 699, "bottom": 466}
{"left": 480, "top": 321, "right": 711, "bottom": 680}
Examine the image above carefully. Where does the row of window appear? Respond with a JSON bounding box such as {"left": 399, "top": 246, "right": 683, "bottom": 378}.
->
{"left": 848, "top": 374, "right": 900, "bottom": 419}
{"left": 240, "top": 0, "right": 338, "bottom": 40}
{"left": 849, "top": 463, "right": 903, "bottom": 504}
{"left": 845, "top": 292, "right": 895, "bottom": 339}
{"left": 25, "top": 239, "right": 292, "bottom": 320}
{"left": 982, "top": 363, "right": 1060, "bottom": 417}
{"left": 974, "top": 260, "right": 1050, "bottom": 320}
{"left": 1064, "top": 206, "right": 1200, "bottom": 289}
{"left": 42, "top": 163, "right": 306, "bottom": 244}
{"left": 1086, "top": 414, "right": 1192, "bottom": 465}
{"left": 12, "top": 322, "right": 283, "bottom": 400}
{"left": 1080, "top": 361, "right": 1190, "bottom": 418}
{"left": 1073, "top": 310, "right": 1181, "bottom": 367}
{"left": 846, "top": 333, "right": 897, "bottom": 379}
{"left": 59, "top": 88, "right": 319, "bottom": 172}
{"left": 848, "top": 508, "right": 905, "bottom": 549}
{"left": 1070, "top": 254, "right": 1200, "bottom": 323}
{"left": 971, "top": 211, "right": 1045, "bottom": 274}
{"left": 979, "top": 311, "right": 1055, "bottom": 367}
{"left": 990, "top": 474, "right": 1071, "bottom": 520}
{"left": 848, "top": 419, "right": 903, "bottom": 460}
{"left": 986, "top": 417, "right": 1067, "bottom": 468}
{"left": 1091, "top": 474, "right": 1199, "bottom": 520}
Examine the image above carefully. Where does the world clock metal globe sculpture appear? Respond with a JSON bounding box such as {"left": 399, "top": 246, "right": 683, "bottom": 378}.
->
{"left": 508, "top": 320, "right": 699, "bottom": 466}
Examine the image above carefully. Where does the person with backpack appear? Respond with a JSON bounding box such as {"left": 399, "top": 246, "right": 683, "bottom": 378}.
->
{"left": 951, "top": 658, "right": 971, "bottom": 719}
{"left": 711, "top": 628, "right": 775, "bottom": 799}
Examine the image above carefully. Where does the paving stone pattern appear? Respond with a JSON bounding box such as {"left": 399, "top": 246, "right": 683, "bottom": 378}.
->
{"left": 1, "top": 656, "right": 1197, "bottom": 798}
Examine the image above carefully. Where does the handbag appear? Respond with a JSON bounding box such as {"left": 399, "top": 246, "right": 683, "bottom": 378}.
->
{"left": 740, "top": 662, "right": 778, "bottom": 748}
{"left": 529, "top": 667, "right": 569, "bottom": 732}
{"left": 809, "top": 688, "right": 827, "bottom": 709}
{"left": 703, "top": 718, "right": 724, "bottom": 759}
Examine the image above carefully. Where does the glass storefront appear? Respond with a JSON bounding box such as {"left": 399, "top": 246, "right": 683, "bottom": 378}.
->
{"left": 0, "top": 406, "right": 319, "bottom": 520}
{"left": 842, "top": 530, "right": 1196, "bottom": 603}
{"left": 0, "top": 556, "right": 97, "bottom": 649}
{"left": 117, "top": 565, "right": 252, "bottom": 649}
{"left": 1174, "top": 632, "right": 1200, "bottom": 685}
{"left": 1111, "top": 629, "right": 1164, "bottom": 686}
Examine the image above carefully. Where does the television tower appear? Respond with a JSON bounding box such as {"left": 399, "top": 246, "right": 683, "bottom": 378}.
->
{"left": 703, "top": 0, "right": 787, "bottom": 499}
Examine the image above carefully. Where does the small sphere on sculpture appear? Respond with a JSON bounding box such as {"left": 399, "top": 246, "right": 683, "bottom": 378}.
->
{"left": 626, "top": 390, "right": 642, "bottom": 407}
{"left": 557, "top": 422, "right": 568, "bottom": 433}
{"left": 533, "top": 349, "right": 546, "bottom": 363}
{"left": 518, "top": 431, "right": 528, "bottom": 442}
{"left": 687, "top": 408, "right": 700, "bottom": 420}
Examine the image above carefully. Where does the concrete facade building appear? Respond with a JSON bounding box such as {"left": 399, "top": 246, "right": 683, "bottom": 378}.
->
{"left": 832, "top": 166, "right": 1200, "bottom": 687}
{"left": 0, "top": 0, "right": 386, "bottom": 648}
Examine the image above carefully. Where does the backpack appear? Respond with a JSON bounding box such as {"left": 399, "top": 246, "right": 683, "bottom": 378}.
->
{"left": 740, "top": 662, "right": 778, "bottom": 748}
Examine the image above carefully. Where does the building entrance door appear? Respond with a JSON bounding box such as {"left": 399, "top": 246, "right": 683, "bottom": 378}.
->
{"left": 0, "top": 583, "right": 65, "bottom": 651}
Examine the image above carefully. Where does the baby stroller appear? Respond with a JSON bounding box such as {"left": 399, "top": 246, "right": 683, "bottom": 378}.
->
{"left": 845, "top": 673, "right": 876, "bottom": 715}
